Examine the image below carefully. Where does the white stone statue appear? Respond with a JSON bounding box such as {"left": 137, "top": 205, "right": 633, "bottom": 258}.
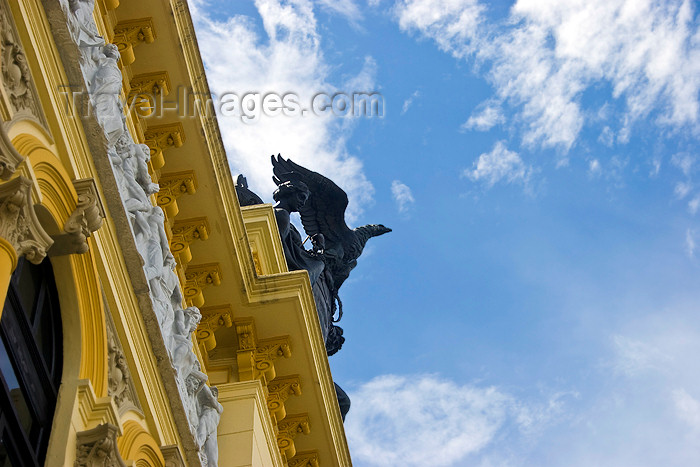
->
{"left": 90, "top": 44, "right": 124, "bottom": 144}
{"left": 67, "top": 0, "right": 103, "bottom": 47}
{"left": 197, "top": 385, "right": 223, "bottom": 467}
{"left": 171, "top": 306, "right": 201, "bottom": 377}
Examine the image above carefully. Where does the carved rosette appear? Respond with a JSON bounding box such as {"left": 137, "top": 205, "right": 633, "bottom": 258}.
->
{"left": 74, "top": 423, "right": 127, "bottom": 467}
{"left": 0, "top": 177, "right": 53, "bottom": 264}
{"left": 183, "top": 263, "right": 222, "bottom": 308}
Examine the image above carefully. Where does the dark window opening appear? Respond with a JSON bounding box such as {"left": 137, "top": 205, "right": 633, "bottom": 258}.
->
{"left": 0, "top": 257, "right": 63, "bottom": 467}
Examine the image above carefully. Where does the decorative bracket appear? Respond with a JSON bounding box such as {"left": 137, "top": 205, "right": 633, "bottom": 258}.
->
{"left": 288, "top": 451, "right": 321, "bottom": 467}
{"left": 74, "top": 423, "right": 127, "bottom": 467}
{"left": 144, "top": 122, "right": 185, "bottom": 170}
{"left": 169, "top": 216, "right": 209, "bottom": 266}
{"left": 49, "top": 178, "right": 105, "bottom": 256}
{"left": 128, "top": 71, "right": 170, "bottom": 117}
{"left": 196, "top": 304, "right": 233, "bottom": 351}
{"left": 112, "top": 18, "right": 156, "bottom": 66}
{"left": 234, "top": 317, "right": 292, "bottom": 384}
{"left": 277, "top": 414, "right": 311, "bottom": 462}
{"left": 0, "top": 176, "right": 53, "bottom": 264}
{"left": 183, "top": 262, "right": 222, "bottom": 308}
{"left": 156, "top": 170, "right": 197, "bottom": 219}
{"left": 267, "top": 375, "right": 302, "bottom": 424}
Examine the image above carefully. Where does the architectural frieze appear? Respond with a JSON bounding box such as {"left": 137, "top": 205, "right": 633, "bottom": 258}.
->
{"left": 44, "top": 1, "right": 222, "bottom": 464}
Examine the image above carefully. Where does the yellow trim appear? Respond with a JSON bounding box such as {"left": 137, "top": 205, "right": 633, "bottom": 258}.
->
{"left": 118, "top": 420, "right": 166, "bottom": 467}
{"left": 0, "top": 238, "right": 17, "bottom": 318}
{"left": 12, "top": 134, "right": 77, "bottom": 229}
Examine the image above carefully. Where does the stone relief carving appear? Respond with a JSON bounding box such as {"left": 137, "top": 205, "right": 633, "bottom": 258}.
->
{"left": 0, "top": 122, "right": 23, "bottom": 180}
{"left": 0, "top": 176, "right": 53, "bottom": 264}
{"left": 0, "top": 0, "right": 48, "bottom": 128}
{"left": 54, "top": 1, "right": 221, "bottom": 464}
{"left": 196, "top": 385, "right": 223, "bottom": 467}
{"left": 49, "top": 178, "right": 105, "bottom": 256}
{"left": 74, "top": 423, "right": 127, "bottom": 467}
{"left": 105, "top": 303, "right": 142, "bottom": 416}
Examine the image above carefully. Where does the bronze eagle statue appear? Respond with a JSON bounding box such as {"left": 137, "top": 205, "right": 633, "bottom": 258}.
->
{"left": 271, "top": 154, "right": 391, "bottom": 291}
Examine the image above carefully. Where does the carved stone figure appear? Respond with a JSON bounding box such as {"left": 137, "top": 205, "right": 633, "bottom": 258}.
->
{"left": 196, "top": 385, "right": 223, "bottom": 467}
{"left": 90, "top": 44, "right": 125, "bottom": 144}
{"left": 67, "top": 0, "right": 103, "bottom": 47}
{"left": 171, "top": 306, "right": 201, "bottom": 378}
{"left": 113, "top": 135, "right": 156, "bottom": 214}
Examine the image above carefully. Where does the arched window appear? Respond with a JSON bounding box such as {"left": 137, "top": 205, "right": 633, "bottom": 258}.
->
{"left": 0, "top": 257, "right": 63, "bottom": 467}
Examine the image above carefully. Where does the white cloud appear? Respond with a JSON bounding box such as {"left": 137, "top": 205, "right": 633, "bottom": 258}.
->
{"left": 598, "top": 126, "right": 615, "bottom": 147}
{"left": 686, "top": 228, "right": 696, "bottom": 257}
{"left": 464, "top": 141, "right": 533, "bottom": 188}
{"left": 315, "top": 0, "right": 363, "bottom": 22}
{"left": 672, "top": 152, "right": 696, "bottom": 177}
{"left": 462, "top": 100, "right": 505, "bottom": 131}
{"left": 345, "top": 374, "right": 563, "bottom": 467}
{"left": 588, "top": 159, "right": 602, "bottom": 177}
{"left": 611, "top": 334, "right": 668, "bottom": 376}
{"left": 401, "top": 90, "right": 420, "bottom": 114}
{"left": 396, "top": 0, "right": 700, "bottom": 151}
{"left": 190, "top": 0, "right": 375, "bottom": 220}
{"left": 391, "top": 180, "right": 415, "bottom": 212}
{"left": 673, "top": 388, "right": 700, "bottom": 432}
{"left": 689, "top": 196, "right": 700, "bottom": 214}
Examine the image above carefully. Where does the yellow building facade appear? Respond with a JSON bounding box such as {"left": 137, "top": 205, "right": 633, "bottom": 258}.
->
{"left": 0, "top": 1, "right": 350, "bottom": 466}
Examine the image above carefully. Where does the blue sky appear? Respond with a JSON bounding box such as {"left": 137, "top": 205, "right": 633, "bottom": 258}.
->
{"left": 189, "top": 1, "right": 700, "bottom": 465}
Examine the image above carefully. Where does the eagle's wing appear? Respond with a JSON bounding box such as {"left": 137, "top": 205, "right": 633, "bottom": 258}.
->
{"left": 271, "top": 155, "right": 351, "bottom": 245}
